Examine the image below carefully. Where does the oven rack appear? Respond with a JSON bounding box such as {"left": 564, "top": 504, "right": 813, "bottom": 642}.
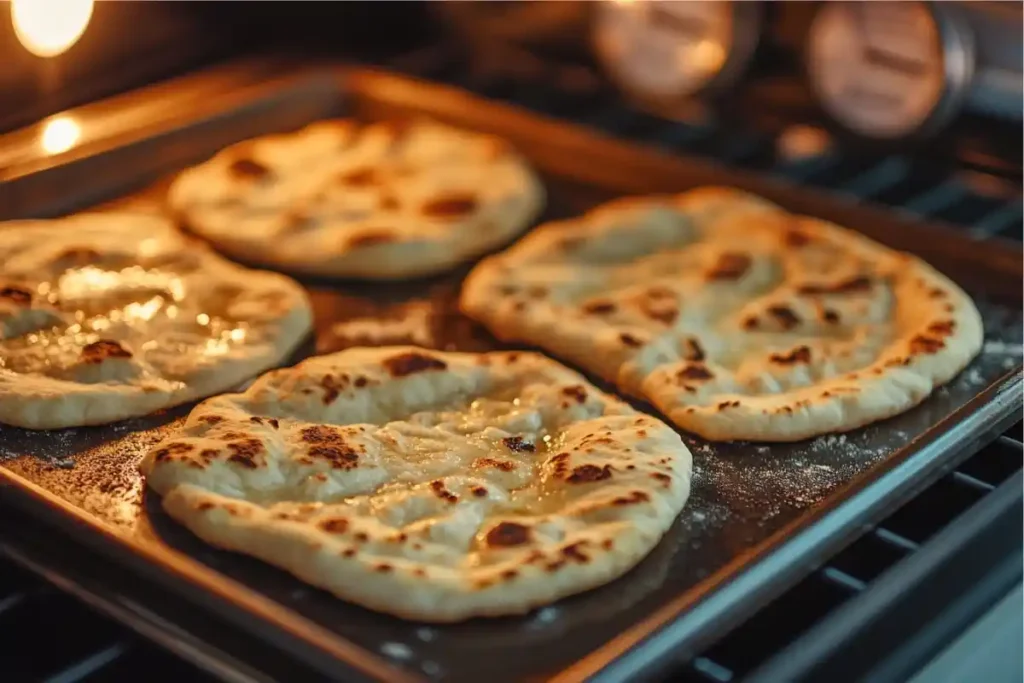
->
{"left": 2, "top": 420, "right": 1019, "bottom": 683}
{"left": 380, "top": 47, "right": 1023, "bottom": 245}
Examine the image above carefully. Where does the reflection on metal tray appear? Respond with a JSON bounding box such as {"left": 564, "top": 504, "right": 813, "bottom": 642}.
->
{"left": 0, "top": 64, "right": 1021, "bottom": 683}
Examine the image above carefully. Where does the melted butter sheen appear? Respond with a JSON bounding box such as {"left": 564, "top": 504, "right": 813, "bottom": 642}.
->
{"left": 0, "top": 264, "right": 252, "bottom": 379}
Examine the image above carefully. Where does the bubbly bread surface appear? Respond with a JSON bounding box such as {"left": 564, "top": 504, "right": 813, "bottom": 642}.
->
{"left": 140, "top": 346, "right": 692, "bottom": 621}
{"left": 169, "top": 118, "right": 545, "bottom": 279}
{"left": 0, "top": 213, "right": 313, "bottom": 429}
{"left": 460, "top": 187, "right": 984, "bottom": 441}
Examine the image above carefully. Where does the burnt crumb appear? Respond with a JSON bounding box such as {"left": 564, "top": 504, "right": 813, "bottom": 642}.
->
{"left": 308, "top": 445, "right": 359, "bottom": 470}
{"left": 56, "top": 247, "right": 102, "bottom": 266}
{"left": 545, "top": 560, "right": 567, "bottom": 572}
{"left": 559, "top": 235, "right": 585, "bottom": 250}
{"left": 342, "top": 548, "right": 357, "bottom": 558}
{"left": 926, "top": 320, "right": 956, "bottom": 336}
{"left": 581, "top": 300, "right": 616, "bottom": 315}
{"left": 229, "top": 157, "right": 271, "bottom": 179}
{"left": 549, "top": 452, "right": 571, "bottom": 478}
{"left": 884, "top": 357, "right": 911, "bottom": 368}
{"left": 81, "top": 339, "right": 132, "bottom": 363}
{"left": 928, "top": 288, "right": 947, "bottom": 299}
{"left": 561, "top": 542, "right": 589, "bottom": 563}
{"left": 353, "top": 376, "right": 369, "bottom": 388}
{"left": 375, "top": 563, "right": 393, "bottom": 573}
{"left": 619, "top": 333, "right": 643, "bottom": 348}
{"left": 474, "top": 458, "right": 517, "bottom": 472}
{"left": 512, "top": 300, "right": 526, "bottom": 312}
{"left": 742, "top": 316, "right": 760, "bottom": 331}
{"left": 822, "top": 308, "right": 841, "bottom": 324}
{"left": 0, "top": 285, "right": 32, "bottom": 305}
{"left": 784, "top": 229, "right": 812, "bottom": 247}
{"left": 640, "top": 295, "right": 678, "bottom": 325}
{"left": 767, "top": 305, "right": 801, "bottom": 330}
{"left": 337, "top": 167, "right": 378, "bottom": 186}
{"left": 501, "top": 569, "right": 519, "bottom": 580}
{"left": 651, "top": 473, "right": 671, "bottom": 485}
{"left": 226, "top": 438, "right": 264, "bottom": 469}
{"left": 677, "top": 363, "right": 714, "bottom": 381}
{"left": 707, "top": 252, "right": 752, "bottom": 280}
{"left": 383, "top": 351, "right": 447, "bottom": 377}
{"left": 567, "top": 464, "right": 612, "bottom": 483}
{"left": 249, "top": 416, "right": 263, "bottom": 425}
{"left": 354, "top": 532, "right": 369, "bottom": 542}
{"left": 613, "top": 490, "right": 651, "bottom": 506}
{"left": 267, "top": 418, "right": 279, "bottom": 429}
{"left": 684, "top": 338, "right": 706, "bottom": 362}
{"left": 430, "top": 480, "right": 459, "bottom": 503}
{"left": 347, "top": 230, "right": 396, "bottom": 248}
{"left": 153, "top": 442, "right": 194, "bottom": 462}
{"left": 501, "top": 436, "right": 536, "bottom": 453}
{"left": 486, "top": 522, "right": 531, "bottom": 548}
{"left": 319, "top": 373, "right": 348, "bottom": 405}
{"left": 300, "top": 425, "right": 343, "bottom": 444}
{"left": 717, "top": 400, "right": 741, "bottom": 410}
{"left": 196, "top": 501, "right": 216, "bottom": 511}
{"left": 798, "top": 276, "right": 873, "bottom": 295}
{"left": 378, "top": 193, "right": 400, "bottom": 211}
{"left": 199, "top": 449, "right": 219, "bottom": 462}
{"left": 770, "top": 345, "right": 812, "bottom": 365}
{"left": 412, "top": 568, "right": 426, "bottom": 578}
{"left": 471, "top": 486, "right": 489, "bottom": 498}
{"left": 909, "top": 335, "right": 945, "bottom": 354}
{"left": 561, "top": 385, "right": 588, "bottom": 404}
{"left": 318, "top": 518, "right": 349, "bottom": 534}
{"left": 601, "top": 539, "right": 614, "bottom": 550}
{"left": 422, "top": 193, "right": 479, "bottom": 218}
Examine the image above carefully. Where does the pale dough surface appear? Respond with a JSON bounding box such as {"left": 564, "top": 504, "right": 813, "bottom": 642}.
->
{"left": 140, "top": 346, "right": 692, "bottom": 622}
{"left": 460, "top": 187, "right": 984, "bottom": 442}
{"left": 169, "top": 119, "right": 545, "bottom": 279}
{"left": 0, "top": 213, "right": 313, "bottom": 429}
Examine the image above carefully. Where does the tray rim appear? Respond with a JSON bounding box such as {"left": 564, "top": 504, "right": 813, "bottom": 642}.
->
{"left": 0, "top": 59, "right": 1022, "bottom": 682}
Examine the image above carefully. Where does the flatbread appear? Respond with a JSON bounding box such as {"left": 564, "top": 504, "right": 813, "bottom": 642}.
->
{"left": 139, "top": 346, "right": 692, "bottom": 622}
{"left": 168, "top": 118, "right": 545, "bottom": 279}
{"left": 460, "top": 187, "right": 984, "bottom": 442}
{"left": 0, "top": 213, "right": 313, "bottom": 429}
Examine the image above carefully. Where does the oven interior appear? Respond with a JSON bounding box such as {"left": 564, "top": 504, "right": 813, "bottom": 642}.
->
{"left": 0, "top": 2, "right": 1020, "bottom": 682}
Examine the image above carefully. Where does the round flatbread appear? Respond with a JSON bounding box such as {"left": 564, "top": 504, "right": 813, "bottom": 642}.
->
{"left": 139, "top": 346, "right": 692, "bottom": 622}
{"left": 0, "top": 213, "right": 313, "bottom": 429}
{"left": 168, "top": 119, "right": 545, "bottom": 279}
{"left": 460, "top": 187, "right": 984, "bottom": 442}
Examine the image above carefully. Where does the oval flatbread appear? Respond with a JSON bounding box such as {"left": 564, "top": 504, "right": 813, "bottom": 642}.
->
{"left": 460, "top": 187, "right": 984, "bottom": 442}
{"left": 0, "top": 213, "right": 313, "bottom": 429}
{"left": 169, "top": 119, "right": 545, "bottom": 279}
{"left": 140, "top": 346, "right": 692, "bottom": 622}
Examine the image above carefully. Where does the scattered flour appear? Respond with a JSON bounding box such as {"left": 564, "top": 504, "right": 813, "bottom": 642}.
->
{"left": 380, "top": 642, "right": 414, "bottom": 660}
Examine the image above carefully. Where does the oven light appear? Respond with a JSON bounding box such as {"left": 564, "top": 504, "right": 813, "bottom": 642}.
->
{"left": 11, "top": 0, "right": 94, "bottom": 58}
{"left": 40, "top": 115, "right": 81, "bottom": 155}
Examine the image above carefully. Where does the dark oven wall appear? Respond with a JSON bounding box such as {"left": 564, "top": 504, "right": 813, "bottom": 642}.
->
{"left": 0, "top": 0, "right": 437, "bottom": 134}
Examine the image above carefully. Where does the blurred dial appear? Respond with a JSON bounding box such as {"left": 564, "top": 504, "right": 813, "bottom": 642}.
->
{"left": 594, "top": 0, "right": 759, "bottom": 103}
{"left": 807, "top": 1, "right": 968, "bottom": 139}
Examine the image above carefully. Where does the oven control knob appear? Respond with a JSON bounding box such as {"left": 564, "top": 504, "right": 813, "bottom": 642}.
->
{"left": 805, "top": 1, "right": 978, "bottom": 140}
{"left": 592, "top": 0, "right": 762, "bottom": 111}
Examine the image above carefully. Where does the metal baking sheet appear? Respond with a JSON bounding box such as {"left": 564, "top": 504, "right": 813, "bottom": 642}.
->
{"left": 0, "top": 65, "right": 1021, "bottom": 683}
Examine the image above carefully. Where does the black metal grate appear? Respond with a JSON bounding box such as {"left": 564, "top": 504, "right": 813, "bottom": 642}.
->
{"left": 668, "top": 423, "right": 1024, "bottom": 683}
{"left": 0, "top": 553, "right": 219, "bottom": 683}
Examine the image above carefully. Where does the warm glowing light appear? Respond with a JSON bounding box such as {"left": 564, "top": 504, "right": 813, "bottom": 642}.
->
{"left": 12, "top": 0, "right": 94, "bottom": 58}
{"left": 40, "top": 116, "right": 81, "bottom": 155}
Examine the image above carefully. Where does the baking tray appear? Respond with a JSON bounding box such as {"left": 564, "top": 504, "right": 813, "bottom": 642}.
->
{"left": 0, "top": 64, "right": 1021, "bottom": 683}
